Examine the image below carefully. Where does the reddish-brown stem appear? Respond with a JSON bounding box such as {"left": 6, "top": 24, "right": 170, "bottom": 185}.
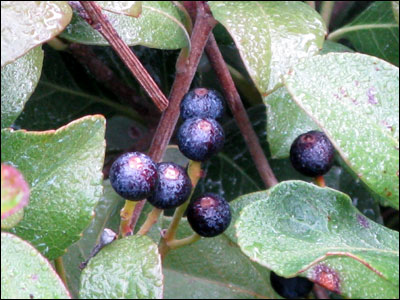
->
{"left": 129, "top": 2, "right": 217, "bottom": 232}
{"left": 182, "top": 2, "right": 278, "bottom": 188}
{"left": 78, "top": 1, "right": 169, "bottom": 111}
{"left": 315, "top": 175, "right": 326, "bottom": 187}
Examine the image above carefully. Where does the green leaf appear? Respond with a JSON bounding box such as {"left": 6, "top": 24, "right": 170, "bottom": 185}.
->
{"left": 265, "top": 41, "right": 354, "bottom": 160}
{"left": 1, "top": 115, "right": 106, "bottom": 259}
{"left": 236, "top": 181, "right": 399, "bottom": 299}
{"left": 61, "top": 2, "right": 190, "bottom": 50}
{"left": 265, "top": 87, "right": 318, "bottom": 159}
{"left": 209, "top": 1, "right": 326, "bottom": 94}
{"left": 15, "top": 46, "right": 142, "bottom": 131}
{"left": 319, "top": 40, "right": 354, "bottom": 55}
{"left": 1, "top": 232, "right": 71, "bottom": 299}
{"left": 195, "top": 106, "right": 383, "bottom": 223}
{"left": 1, "top": 164, "right": 29, "bottom": 222}
{"left": 393, "top": 1, "right": 399, "bottom": 23}
{"left": 328, "top": 1, "right": 399, "bottom": 66}
{"left": 80, "top": 235, "right": 163, "bottom": 299}
{"left": 1, "top": 209, "right": 24, "bottom": 229}
{"left": 163, "top": 219, "right": 279, "bottom": 299}
{"left": 1, "top": 46, "right": 44, "bottom": 129}
{"left": 62, "top": 180, "right": 124, "bottom": 298}
{"left": 97, "top": 1, "right": 142, "bottom": 17}
{"left": 284, "top": 53, "right": 399, "bottom": 208}
{"left": 1, "top": 1, "right": 72, "bottom": 67}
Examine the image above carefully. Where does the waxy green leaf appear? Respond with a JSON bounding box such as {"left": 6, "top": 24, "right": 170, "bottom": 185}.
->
{"left": 328, "top": 1, "right": 399, "bottom": 66}
{"left": 209, "top": 1, "right": 326, "bottom": 94}
{"left": 285, "top": 53, "right": 399, "bottom": 208}
{"left": 1, "top": 232, "right": 71, "bottom": 299}
{"left": 61, "top": 1, "right": 190, "bottom": 49}
{"left": 1, "top": 46, "right": 43, "bottom": 129}
{"left": 1, "top": 115, "right": 106, "bottom": 259}
{"left": 1, "top": 1, "right": 71, "bottom": 67}
{"left": 236, "top": 181, "right": 399, "bottom": 298}
{"left": 80, "top": 235, "right": 163, "bottom": 299}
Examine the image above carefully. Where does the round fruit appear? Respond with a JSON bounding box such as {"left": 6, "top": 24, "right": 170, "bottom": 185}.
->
{"left": 147, "top": 162, "right": 192, "bottom": 209}
{"left": 270, "top": 272, "right": 313, "bottom": 299}
{"left": 290, "top": 130, "right": 334, "bottom": 177}
{"left": 187, "top": 193, "right": 231, "bottom": 237}
{"left": 177, "top": 117, "right": 225, "bottom": 162}
{"left": 180, "top": 88, "right": 225, "bottom": 121}
{"left": 109, "top": 152, "right": 157, "bottom": 201}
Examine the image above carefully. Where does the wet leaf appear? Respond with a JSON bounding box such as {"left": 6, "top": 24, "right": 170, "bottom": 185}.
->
{"left": 163, "top": 218, "right": 279, "bottom": 299}
{"left": 236, "top": 181, "right": 399, "bottom": 299}
{"left": 62, "top": 180, "right": 124, "bottom": 298}
{"left": 61, "top": 2, "right": 190, "bottom": 49}
{"left": 1, "top": 46, "right": 43, "bottom": 129}
{"left": 1, "top": 232, "right": 71, "bottom": 299}
{"left": 195, "top": 106, "right": 383, "bottom": 223}
{"left": 79, "top": 235, "right": 163, "bottom": 299}
{"left": 265, "top": 87, "right": 318, "bottom": 159}
{"left": 14, "top": 46, "right": 143, "bottom": 131}
{"left": 393, "top": 1, "right": 399, "bottom": 23}
{"left": 97, "top": 1, "right": 142, "bottom": 17}
{"left": 1, "top": 115, "right": 106, "bottom": 259}
{"left": 1, "top": 1, "right": 72, "bottom": 67}
{"left": 1, "top": 164, "right": 29, "bottom": 222}
{"left": 284, "top": 53, "right": 399, "bottom": 208}
{"left": 328, "top": 1, "right": 399, "bottom": 66}
{"left": 209, "top": 1, "right": 326, "bottom": 94}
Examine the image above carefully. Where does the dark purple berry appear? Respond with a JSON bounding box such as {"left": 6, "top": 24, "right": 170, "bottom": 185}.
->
{"left": 290, "top": 131, "right": 334, "bottom": 177}
{"left": 270, "top": 272, "right": 313, "bottom": 299}
{"left": 147, "top": 162, "right": 192, "bottom": 209}
{"left": 177, "top": 117, "right": 225, "bottom": 162}
{"left": 109, "top": 152, "right": 157, "bottom": 201}
{"left": 180, "top": 88, "right": 225, "bottom": 121}
{"left": 187, "top": 193, "right": 231, "bottom": 237}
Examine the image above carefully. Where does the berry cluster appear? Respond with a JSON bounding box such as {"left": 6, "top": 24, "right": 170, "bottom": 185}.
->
{"left": 109, "top": 88, "right": 231, "bottom": 239}
{"left": 110, "top": 152, "right": 192, "bottom": 209}
{"left": 178, "top": 88, "right": 225, "bottom": 162}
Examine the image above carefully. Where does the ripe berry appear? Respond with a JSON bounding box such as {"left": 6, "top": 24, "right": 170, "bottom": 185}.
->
{"left": 187, "top": 193, "right": 231, "bottom": 237}
{"left": 109, "top": 152, "right": 157, "bottom": 201}
{"left": 180, "top": 88, "right": 225, "bottom": 121}
{"left": 290, "top": 130, "right": 334, "bottom": 177}
{"left": 147, "top": 162, "right": 192, "bottom": 209}
{"left": 177, "top": 117, "right": 225, "bottom": 162}
{"left": 270, "top": 272, "right": 313, "bottom": 299}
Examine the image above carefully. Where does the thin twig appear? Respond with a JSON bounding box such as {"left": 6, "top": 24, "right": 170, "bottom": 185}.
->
{"left": 184, "top": 1, "right": 278, "bottom": 188}
{"left": 128, "top": 2, "right": 217, "bottom": 233}
{"left": 78, "top": 1, "right": 169, "bottom": 111}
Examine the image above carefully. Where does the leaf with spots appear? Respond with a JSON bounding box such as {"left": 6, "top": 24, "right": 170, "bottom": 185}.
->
{"left": 328, "top": 1, "right": 399, "bottom": 66}
{"left": 1, "top": 232, "right": 71, "bottom": 299}
{"left": 284, "top": 53, "right": 399, "bottom": 208}
{"left": 236, "top": 181, "right": 399, "bottom": 299}
{"left": 61, "top": 1, "right": 190, "bottom": 50}
{"left": 79, "top": 235, "right": 163, "bottom": 299}
{"left": 1, "top": 1, "right": 72, "bottom": 67}
{"left": 209, "top": 1, "right": 326, "bottom": 94}
{"left": 1, "top": 115, "right": 106, "bottom": 259}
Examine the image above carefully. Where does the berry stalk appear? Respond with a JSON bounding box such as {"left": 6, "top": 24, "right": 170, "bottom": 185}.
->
{"left": 159, "top": 160, "right": 202, "bottom": 259}
{"left": 119, "top": 200, "right": 138, "bottom": 237}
